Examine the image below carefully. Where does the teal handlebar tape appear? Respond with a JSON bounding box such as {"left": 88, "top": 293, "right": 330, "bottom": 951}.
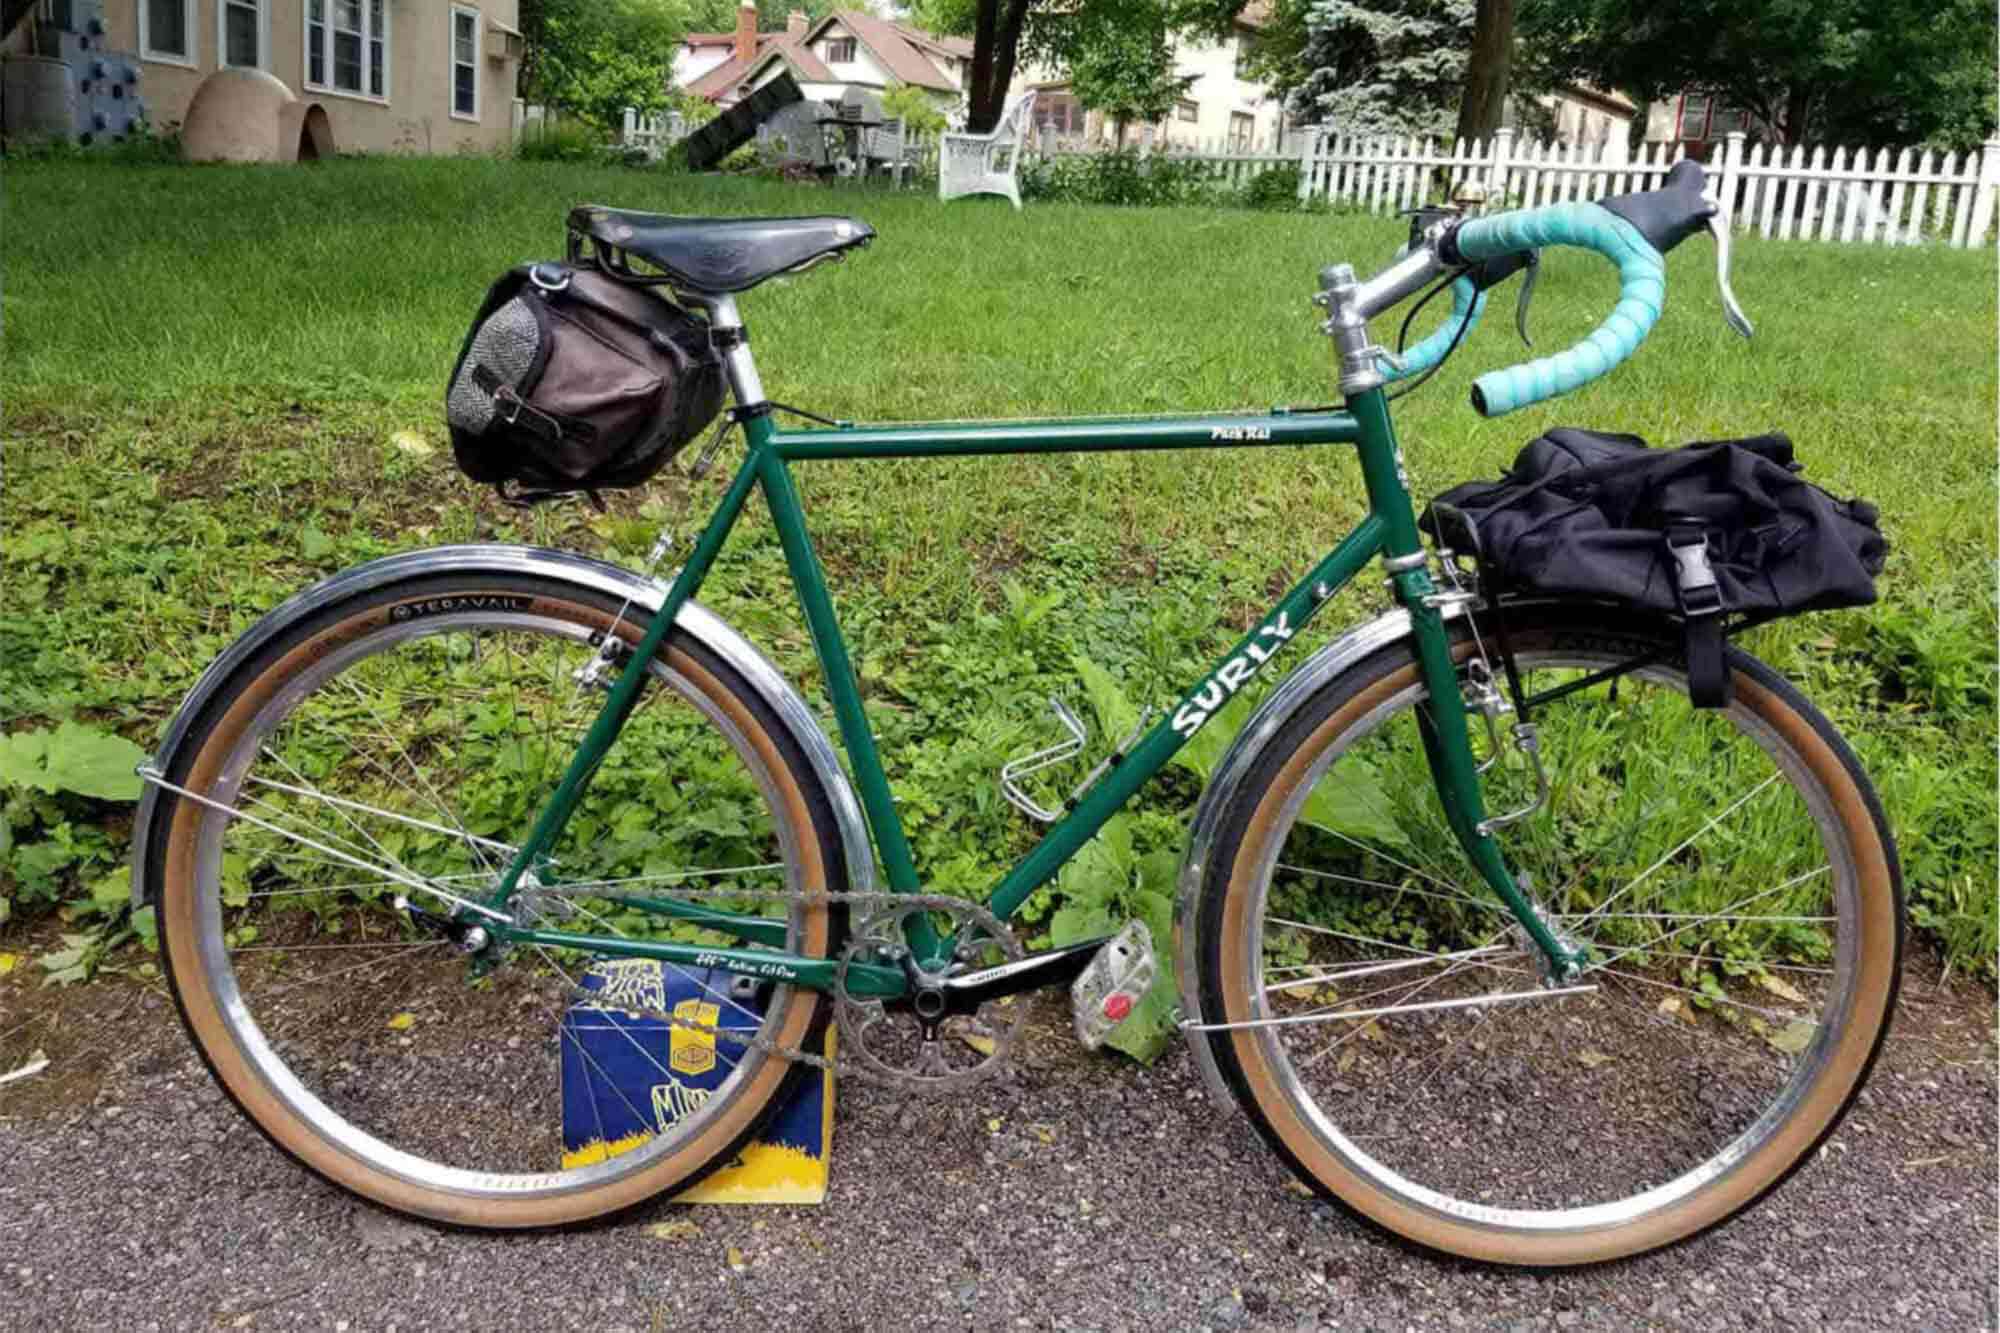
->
{"left": 1377, "top": 276, "right": 1486, "bottom": 382}
{"left": 1453, "top": 203, "right": 1665, "bottom": 417}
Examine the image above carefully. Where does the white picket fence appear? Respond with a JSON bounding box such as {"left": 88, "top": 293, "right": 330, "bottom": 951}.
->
{"left": 600, "top": 104, "right": 2000, "bottom": 245}
{"left": 511, "top": 100, "right": 557, "bottom": 142}
{"left": 621, "top": 107, "right": 688, "bottom": 162}
{"left": 1293, "top": 128, "right": 2000, "bottom": 248}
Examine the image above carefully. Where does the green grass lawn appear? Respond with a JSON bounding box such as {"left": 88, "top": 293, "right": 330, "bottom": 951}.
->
{"left": 3, "top": 156, "right": 1994, "bottom": 975}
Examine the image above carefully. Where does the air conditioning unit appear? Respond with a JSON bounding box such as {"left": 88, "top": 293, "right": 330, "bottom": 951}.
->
{"left": 486, "top": 21, "right": 524, "bottom": 63}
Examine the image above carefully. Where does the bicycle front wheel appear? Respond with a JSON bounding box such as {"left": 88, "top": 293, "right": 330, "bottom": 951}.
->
{"left": 148, "top": 571, "right": 847, "bottom": 1226}
{"left": 1194, "top": 608, "right": 1901, "bottom": 1265}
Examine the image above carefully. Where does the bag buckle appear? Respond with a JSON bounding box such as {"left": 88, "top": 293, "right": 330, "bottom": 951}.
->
{"left": 1666, "top": 522, "right": 1722, "bottom": 617}
{"left": 528, "top": 263, "right": 572, "bottom": 294}
{"left": 492, "top": 382, "right": 525, "bottom": 425}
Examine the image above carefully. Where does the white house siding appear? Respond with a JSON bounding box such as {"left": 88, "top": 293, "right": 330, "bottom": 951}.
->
{"left": 672, "top": 44, "right": 732, "bottom": 89}
{"left": 1009, "top": 24, "right": 1283, "bottom": 150}
{"left": 1165, "top": 27, "right": 1283, "bottom": 150}
{"left": 812, "top": 25, "right": 891, "bottom": 89}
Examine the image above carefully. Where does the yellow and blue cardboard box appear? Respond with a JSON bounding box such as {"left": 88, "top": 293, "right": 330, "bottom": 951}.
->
{"left": 559, "top": 958, "right": 832, "bottom": 1204}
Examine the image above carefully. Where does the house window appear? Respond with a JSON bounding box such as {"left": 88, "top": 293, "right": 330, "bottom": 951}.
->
{"left": 1175, "top": 99, "right": 1197, "bottom": 123}
{"left": 1707, "top": 103, "right": 1749, "bottom": 137}
{"left": 826, "top": 36, "right": 856, "bottom": 63}
{"left": 306, "top": 0, "right": 388, "bottom": 100}
{"left": 220, "top": 0, "right": 264, "bottom": 69}
{"left": 450, "top": 6, "right": 479, "bottom": 120}
{"left": 1227, "top": 111, "right": 1253, "bottom": 152}
{"left": 139, "top": 0, "right": 195, "bottom": 65}
{"left": 1676, "top": 93, "right": 1712, "bottom": 141}
{"left": 1033, "top": 92, "right": 1084, "bottom": 136}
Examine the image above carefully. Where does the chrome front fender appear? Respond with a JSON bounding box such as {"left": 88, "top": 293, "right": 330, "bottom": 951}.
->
{"left": 130, "top": 544, "right": 874, "bottom": 907}
{"left": 1171, "top": 603, "right": 1464, "bottom": 1117}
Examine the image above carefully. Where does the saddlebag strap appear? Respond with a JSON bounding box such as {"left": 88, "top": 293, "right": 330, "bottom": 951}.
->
{"left": 1667, "top": 520, "right": 1729, "bottom": 709}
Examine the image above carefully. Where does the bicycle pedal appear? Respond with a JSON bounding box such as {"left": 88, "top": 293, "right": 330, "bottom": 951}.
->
{"left": 1070, "top": 919, "right": 1158, "bottom": 1050}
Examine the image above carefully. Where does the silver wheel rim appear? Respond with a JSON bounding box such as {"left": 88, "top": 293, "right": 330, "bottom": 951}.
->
{"left": 186, "top": 605, "right": 812, "bottom": 1201}
{"left": 1238, "top": 648, "right": 1864, "bottom": 1235}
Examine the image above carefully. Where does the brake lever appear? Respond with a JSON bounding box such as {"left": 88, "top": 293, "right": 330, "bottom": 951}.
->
{"left": 1514, "top": 251, "right": 1541, "bottom": 349}
{"left": 1703, "top": 190, "right": 1754, "bottom": 339}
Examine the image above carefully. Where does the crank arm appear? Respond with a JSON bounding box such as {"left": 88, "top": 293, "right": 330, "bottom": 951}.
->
{"left": 932, "top": 936, "right": 1108, "bottom": 1015}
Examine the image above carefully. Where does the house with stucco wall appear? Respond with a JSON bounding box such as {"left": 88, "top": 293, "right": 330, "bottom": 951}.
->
{"left": 1, "top": 0, "right": 522, "bottom": 154}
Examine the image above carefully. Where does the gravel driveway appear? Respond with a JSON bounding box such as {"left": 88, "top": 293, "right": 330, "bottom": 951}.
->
{"left": 1, "top": 961, "right": 1992, "bottom": 1332}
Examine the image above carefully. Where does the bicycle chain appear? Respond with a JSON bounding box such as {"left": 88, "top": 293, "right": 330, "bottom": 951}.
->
{"left": 514, "top": 884, "right": 1019, "bottom": 1092}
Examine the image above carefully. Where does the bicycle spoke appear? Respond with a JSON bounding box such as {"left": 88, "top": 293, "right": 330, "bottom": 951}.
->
{"left": 1275, "top": 861, "right": 1510, "bottom": 916}
{"left": 248, "top": 941, "right": 449, "bottom": 1001}
{"left": 1587, "top": 964, "right": 1815, "bottom": 1027}
{"left": 247, "top": 743, "right": 433, "bottom": 891}
{"left": 1583, "top": 866, "right": 1830, "bottom": 973}
{"left": 333, "top": 673, "right": 500, "bottom": 878}
{"left": 244, "top": 772, "right": 520, "bottom": 860}
{"left": 1265, "top": 944, "right": 1510, "bottom": 996}
{"left": 1572, "top": 773, "right": 1784, "bottom": 930}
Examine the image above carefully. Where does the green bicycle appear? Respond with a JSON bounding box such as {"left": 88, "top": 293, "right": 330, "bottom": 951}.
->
{"left": 133, "top": 161, "right": 1900, "bottom": 1265}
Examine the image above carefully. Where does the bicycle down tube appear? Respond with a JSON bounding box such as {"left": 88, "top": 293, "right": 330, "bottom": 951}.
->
{"left": 489, "top": 389, "right": 1577, "bottom": 985}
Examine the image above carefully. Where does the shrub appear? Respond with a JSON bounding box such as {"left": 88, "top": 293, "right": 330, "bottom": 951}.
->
{"left": 2, "top": 119, "right": 182, "bottom": 164}
{"left": 1238, "top": 163, "right": 1305, "bottom": 211}
{"left": 1021, "top": 148, "right": 1228, "bottom": 208}
{"left": 1019, "top": 150, "right": 1331, "bottom": 212}
{"left": 514, "top": 120, "right": 613, "bottom": 164}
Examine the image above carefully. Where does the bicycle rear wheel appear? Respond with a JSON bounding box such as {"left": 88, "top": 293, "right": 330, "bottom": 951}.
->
{"left": 147, "top": 571, "right": 846, "bottom": 1226}
{"left": 1193, "top": 608, "right": 1901, "bottom": 1265}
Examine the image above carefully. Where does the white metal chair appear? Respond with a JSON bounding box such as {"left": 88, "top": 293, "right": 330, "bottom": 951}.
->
{"left": 938, "top": 92, "right": 1037, "bottom": 209}
{"left": 861, "top": 117, "right": 908, "bottom": 187}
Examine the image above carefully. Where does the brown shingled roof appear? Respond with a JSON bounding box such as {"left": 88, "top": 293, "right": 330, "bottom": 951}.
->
{"left": 685, "top": 32, "right": 834, "bottom": 101}
{"left": 810, "top": 11, "right": 957, "bottom": 92}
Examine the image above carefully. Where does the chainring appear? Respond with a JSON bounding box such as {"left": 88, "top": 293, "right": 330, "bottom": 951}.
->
{"left": 834, "top": 897, "right": 1028, "bottom": 1093}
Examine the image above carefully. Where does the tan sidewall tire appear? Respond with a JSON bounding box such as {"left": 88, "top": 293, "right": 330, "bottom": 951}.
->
{"left": 157, "top": 590, "right": 837, "bottom": 1228}
{"left": 1205, "top": 628, "right": 1899, "bottom": 1266}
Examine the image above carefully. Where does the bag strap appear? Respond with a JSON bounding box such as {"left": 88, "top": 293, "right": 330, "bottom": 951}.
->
{"left": 472, "top": 365, "right": 599, "bottom": 446}
{"left": 529, "top": 268, "right": 710, "bottom": 364}
{"left": 1666, "top": 519, "right": 1730, "bottom": 708}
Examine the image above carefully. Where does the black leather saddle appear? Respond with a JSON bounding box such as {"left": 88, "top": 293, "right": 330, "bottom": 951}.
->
{"left": 566, "top": 206, "right": 875, "bottom": 294}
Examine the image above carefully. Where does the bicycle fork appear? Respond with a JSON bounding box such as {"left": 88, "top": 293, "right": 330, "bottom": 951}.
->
{"left": 1347, "top": 387, "right": 1584, "bottom": 984}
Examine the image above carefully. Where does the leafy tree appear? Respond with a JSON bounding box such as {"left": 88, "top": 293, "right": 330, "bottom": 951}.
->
{"left": 881, "top": 81, "right": 949, "bottom": 134}
{"left": 910, "top": 0, "right": 1248, "bottom": 133}
{"left": 1061, "top": 14, "right": 1198, "bottom": 145}
{"left": 520, "top": 0, "right": 691, "bottom": 129}
{"left": 1290, "top": 0, "right": 1473, "bottom": 136}
{"left": 1235, "top": 0, "right": 1314, "bottom": 105}
{"left": 1519, "top": 0, "right": 1999, "bottom": 149}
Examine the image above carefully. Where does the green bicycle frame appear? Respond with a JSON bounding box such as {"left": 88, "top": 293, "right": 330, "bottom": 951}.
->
{"left": 485, "top": 387, "right": 1579, "bottom": 991}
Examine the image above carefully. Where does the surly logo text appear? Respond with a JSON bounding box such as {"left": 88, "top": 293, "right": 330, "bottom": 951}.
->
{"left": 1172, "top": 613, "right": 1295, "bottom": 738}
{"left": 389, "top": 595, "right": 534, "bottom": 621}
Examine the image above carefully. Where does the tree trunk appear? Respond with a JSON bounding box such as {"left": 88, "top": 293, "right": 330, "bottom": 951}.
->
{"left": 967, "top": 0, "right": 1001, "bottom": 131}
{"left": 1779, "top": 85, "right": 1814, "bottom": 147}
{"left": 1453, "top": 0, "right": 1516, "bottom": 146}
{"left": 966, "top": 0, "right": 1031, "bottom": 132}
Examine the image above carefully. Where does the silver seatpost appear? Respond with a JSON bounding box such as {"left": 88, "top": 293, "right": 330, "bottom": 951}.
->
{"left": 682, "top": 291, "right": 767, "bottom": 408}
